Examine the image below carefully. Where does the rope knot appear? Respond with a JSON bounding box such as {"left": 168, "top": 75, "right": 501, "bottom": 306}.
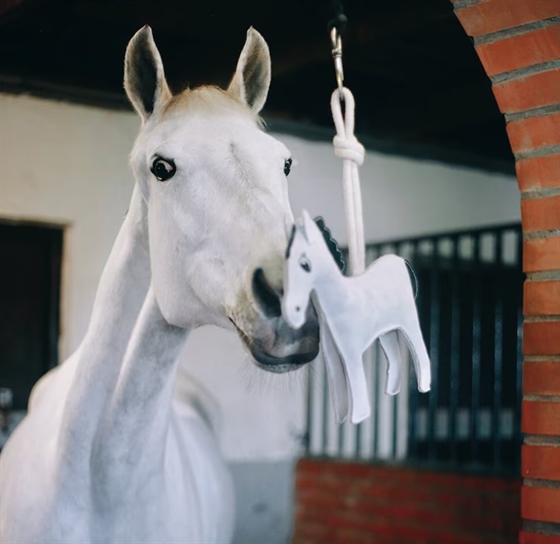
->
{"left": 333, "top": 135, "right": 365, "bottom": 165}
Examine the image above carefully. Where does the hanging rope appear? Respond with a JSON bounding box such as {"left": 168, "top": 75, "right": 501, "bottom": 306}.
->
{"left": 331, "top": 88, "right": 365, "bottom": 275}
{"left": 328, "top": 3, "right": 366, "bottom": 276}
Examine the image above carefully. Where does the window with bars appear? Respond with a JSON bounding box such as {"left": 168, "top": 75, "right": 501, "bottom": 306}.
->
{"left": 303, "top": 223, "right": 523, "bottom": 475}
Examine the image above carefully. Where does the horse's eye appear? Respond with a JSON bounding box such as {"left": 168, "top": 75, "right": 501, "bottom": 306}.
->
{"left": 284, "top": 158, "right": 292, "bottom": 176}
{"left": 299, "top": 256, "right": 311, "bottom": 273}
{"left": 151, "top": 157, "right": 176, "bottom": 182}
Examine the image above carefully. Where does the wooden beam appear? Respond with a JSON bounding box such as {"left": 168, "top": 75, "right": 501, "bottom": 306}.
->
{"left": 0, "top": 0, "right": 38, "bottom": 23}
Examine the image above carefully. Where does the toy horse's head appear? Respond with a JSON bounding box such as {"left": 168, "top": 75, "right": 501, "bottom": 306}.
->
{"left": 283, "top": 211, "right": 345, "bottom": 329}
{"left": 124, "top": 27, "right": 320, "bottom": 372}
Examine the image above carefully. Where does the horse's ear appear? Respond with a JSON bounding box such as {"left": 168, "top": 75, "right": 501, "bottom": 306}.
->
{"left": 124, "top": 26, "right": 171, "bottom": 121}
{"left": 227, "top": 27, "right": 271, "bottom": 113}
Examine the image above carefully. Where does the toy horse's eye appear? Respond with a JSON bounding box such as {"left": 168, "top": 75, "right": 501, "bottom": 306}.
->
{"left": 151, "top": 157, "right": 176, "bottom": 182}
{"left": 284, "top": 158, "right": 292, "bottom": 176}
{"left": 299, "top": 256, "right": 311, "bottom": 273}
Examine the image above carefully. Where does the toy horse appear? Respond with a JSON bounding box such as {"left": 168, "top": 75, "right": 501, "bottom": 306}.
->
{"left": 283, "top": 210, "right": 431, "bottom": 424}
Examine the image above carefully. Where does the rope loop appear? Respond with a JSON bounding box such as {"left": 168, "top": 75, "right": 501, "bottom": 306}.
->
{"left": 331, "top": 88, "right": 364, "bottom": 165}
{"left": 330, "top": 86, "right": 366, "bottom": 275}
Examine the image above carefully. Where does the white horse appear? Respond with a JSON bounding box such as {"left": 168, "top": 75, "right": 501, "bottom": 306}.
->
{"left": 0, "top": 27, "right": 320, "bottom": 543}
{"left": 282, "top": 211, "right": 430, "bottom": 424}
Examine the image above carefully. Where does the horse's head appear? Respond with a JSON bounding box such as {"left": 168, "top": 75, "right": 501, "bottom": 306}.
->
{"left": 124, "top": 26, "right": 319, "bottom": 372}
{"left": 283, "top": 211, "right": 344, "bottom": 329}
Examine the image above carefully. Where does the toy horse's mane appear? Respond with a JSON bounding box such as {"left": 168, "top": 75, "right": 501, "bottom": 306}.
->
{"left": 286, "top": 218, "right": 345, "bottom": 273}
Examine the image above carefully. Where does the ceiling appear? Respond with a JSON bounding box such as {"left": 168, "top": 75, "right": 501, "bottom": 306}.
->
{"left": 0, "top": 0, "right": 515, "bottom": 174}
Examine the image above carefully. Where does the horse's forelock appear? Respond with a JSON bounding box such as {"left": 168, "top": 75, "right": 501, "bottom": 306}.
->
{"left": 163, "top": 86, "right": 264, "bottom": 127}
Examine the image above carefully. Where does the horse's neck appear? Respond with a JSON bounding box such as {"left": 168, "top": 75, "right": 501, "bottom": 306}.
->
{"left": 91, "top": 286, "right": 188, "bottom": 502}
{"left": 57, "top": 185, "right": 152, "bottom": 470}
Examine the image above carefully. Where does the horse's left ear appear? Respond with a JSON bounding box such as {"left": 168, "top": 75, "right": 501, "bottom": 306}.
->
{"left": 124, "top": 26, "right": 171, "bottom": 122}
{"left": 227, "top": 27, "right": 271, "bottom": 113}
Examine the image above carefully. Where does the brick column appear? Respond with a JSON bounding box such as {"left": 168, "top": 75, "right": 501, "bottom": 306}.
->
{"left": 452, "top": 1, "right": 560, "bottom": 542}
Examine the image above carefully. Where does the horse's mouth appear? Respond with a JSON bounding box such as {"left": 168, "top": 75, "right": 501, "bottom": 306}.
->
{"left": 229, "top": 318, "right": 319, "bottom": 373}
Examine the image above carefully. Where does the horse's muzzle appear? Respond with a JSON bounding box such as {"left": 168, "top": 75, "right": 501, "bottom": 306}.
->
{"left": 239, "top": 267, "right": 320, "bottom": 372}
{"left": 251, "top": 299, "right": 319, "bottom": 371}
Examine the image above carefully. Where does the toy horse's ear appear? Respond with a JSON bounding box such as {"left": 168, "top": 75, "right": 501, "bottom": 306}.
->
{"left": 227, "top": 27, "right": 271, "bottom": 113}
{"left": 301, "top": 210, "right": 321, "bottom": 244}
{"left": 124, "top": 26, "right": 171, "bottom": 122}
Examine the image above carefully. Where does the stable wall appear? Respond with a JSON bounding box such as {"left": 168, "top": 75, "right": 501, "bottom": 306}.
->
{"left": 0, "top": 92, "right": 520, "bottom": 542}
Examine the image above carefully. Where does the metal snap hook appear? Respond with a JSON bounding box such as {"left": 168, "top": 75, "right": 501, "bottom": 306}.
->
{"left": 330, "top": 27, "right": 344, "bottom": 101}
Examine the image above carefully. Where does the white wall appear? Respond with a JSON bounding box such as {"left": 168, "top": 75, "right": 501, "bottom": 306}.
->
{"left": 0, "top": 93, "right": 521, "bottom": 464}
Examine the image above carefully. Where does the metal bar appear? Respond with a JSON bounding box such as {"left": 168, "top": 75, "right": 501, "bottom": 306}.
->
{"left": 391, "top": 390, "right": 398, "bottom": 459}
{"left": 321, "top": 361, "right": 330, "bottom": 455}
{"left": 374, "top": 341, "right": 381, "bottom": 457}
{"left": 470, "top": 234, "right": 481, "bottom": 465}
{"left": 368, "top": 246, "right": 379, "bottom": 460}
{"left": 492, "top": 232, "right": 504, "bottom": 469}
{"left": 449, "top": 236, "right": 461, "bottom": 463}
{"left": 427, "top": 238, "right": 440, "bottom": 462}
{"left": 355, "top": 421, "right": 363, "bottom": 459}
{"left": 305, "top": 365, "right": 313, "bottom": 456}
{"left": 338, "top": 411, "right": 344, "bottom": 458}
{"left": 391, "top": 243, "right": 400, "bottom": 460}
{"left": 407, "top": 241, "right": 419, "bottom": 459}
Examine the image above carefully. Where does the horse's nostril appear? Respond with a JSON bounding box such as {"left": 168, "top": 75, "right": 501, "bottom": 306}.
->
{"left": 252, "top": 268, "right": 282, "bottom": 318}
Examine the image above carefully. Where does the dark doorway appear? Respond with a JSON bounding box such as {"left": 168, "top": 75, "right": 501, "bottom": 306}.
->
{"left": 0, "top": 222, "right": 63, "bottom": 410}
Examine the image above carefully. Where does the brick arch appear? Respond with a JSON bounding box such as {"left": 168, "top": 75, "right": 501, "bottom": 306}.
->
{"left": 452, "top": 1, "right": 560, "bottom": 543}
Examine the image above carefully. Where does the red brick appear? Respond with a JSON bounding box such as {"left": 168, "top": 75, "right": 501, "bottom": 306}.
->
{"left": 520, "top": 531, "right": 560, "bottom": 544}
{"left": 517, "top": 155, "right": 560, "bottom": 191}
{"left": 455, "top": 0, "right": 560, "bottom": 38}
{"left": 522, "top": 400, "right": 560, "bottom": 435}
{"left": 522, "top": 485, "right": 560, "bottom": 523}
{"left": 521, "top": 195, "right": 560, "bottom": 231}
{"left": 295, "top": 460, "right": 521, "bottom": 544}
{"left": 522, "top": 444, "right": 560, "bottom": 480}
{"left": 524, "top": 321, "right": 560, "bottom": 355}
{"left": 508, "top": 113, "right": 560, "bottom": 154}
{"left": 524, "top": 236, "right": 560, "bottom": 272}
{"left": 524, "top": 361, "right": 560, "bottom": 395}
{"left": 476, "top": 25, "right": 560, "bottom": 76}
{"left": 524, "top": 281, "right": 560, "bottom": 315}
{"left": 493, "top": 69, "right": 560, "bottom": 114}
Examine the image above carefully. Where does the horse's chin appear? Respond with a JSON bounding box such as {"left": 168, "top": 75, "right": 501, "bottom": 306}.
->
{"left": 250, "top": 345, "right": 319, "bottom": 373}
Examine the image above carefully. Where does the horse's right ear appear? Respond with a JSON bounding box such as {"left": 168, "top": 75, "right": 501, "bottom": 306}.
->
{"left": 124, "top": 26, "right": 171, "bottom": 121}
{"left": 227, "top": 27, "right": 271, "bottom": 113}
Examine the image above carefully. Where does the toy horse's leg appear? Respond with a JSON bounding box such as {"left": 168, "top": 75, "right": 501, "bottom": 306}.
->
{"left": 400, "top": 313, "right": 431, "bottom": 393}
{"left": 320, "top": 315, "right": 350, "bottom": 424}
{"left": 379, "top": 331, "right": 401, "bottom": 395}
{"left": 342, "top": 349, "right": 371, "bottom": 424}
